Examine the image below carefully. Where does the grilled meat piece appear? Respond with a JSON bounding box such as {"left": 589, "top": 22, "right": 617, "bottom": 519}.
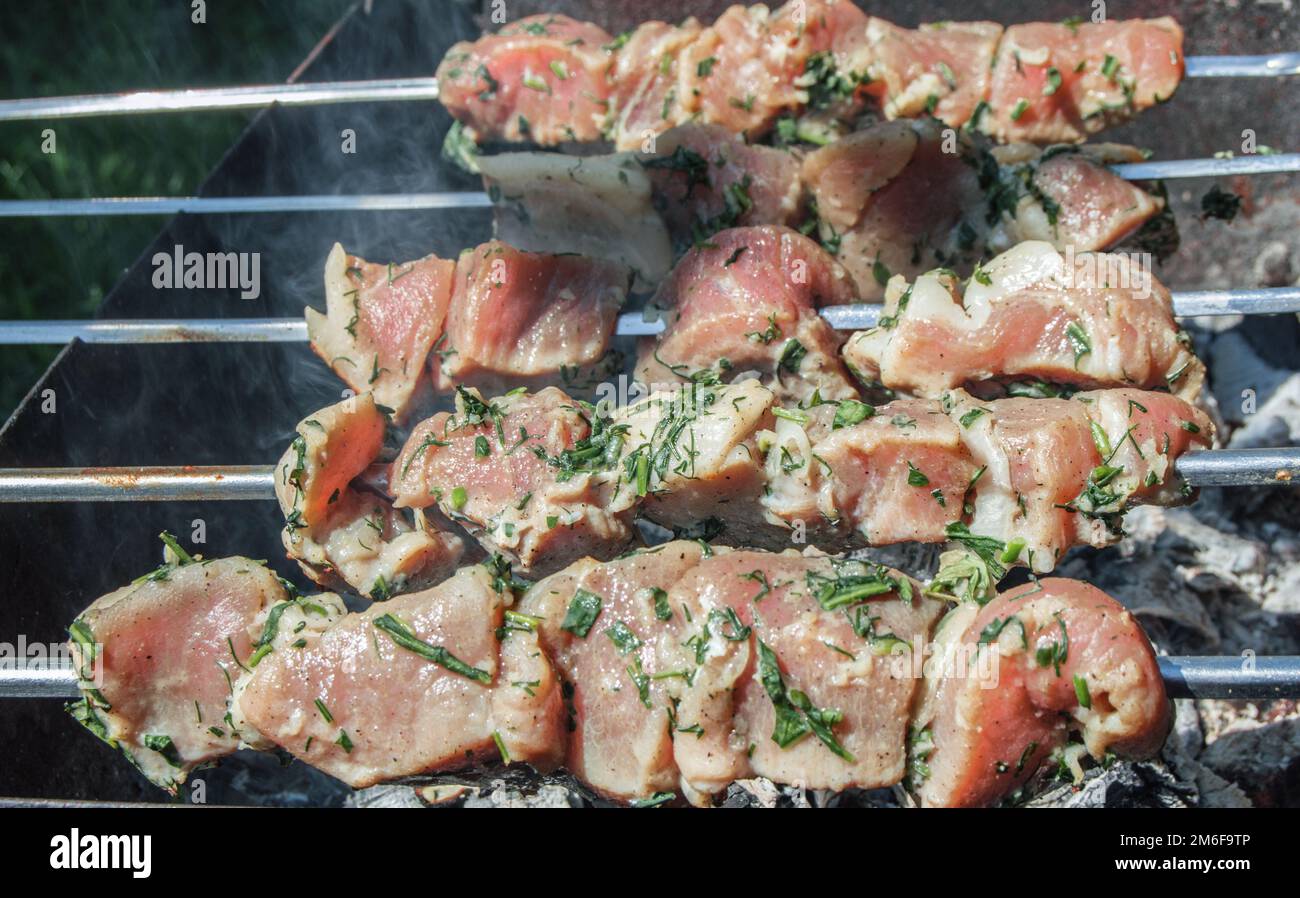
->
{"left": 849, "top": 19, "right": 1002, "bottom": 127}
{"left": 843, "top": 241, "right": 1203, "bottom": 400}
{"left": 391, "top": 386, "right": 636, "bottom": 578}
{"left": 519, "top": 542, "right": 710, "bottom": 801}
{"left": 608, "top": 18, "right": 705, "bottom": 151}
{"left": 436, "top": 14, "right": 616, "bottom": 145}
{"left": 234, "top": 564, "right": 565, "bottom": 788}
{"left": 434, "top": 240, "right": 628, "bottom": 397}
{"left": 911, "top": 577, "right": 1171, "bottom": 807}
{"left": 275, "top": 393, "right": 464, "bottom": 600}
{"left": 985, "top": 19, "right": 1184, "bottom": 145}
{"left": 307, "top": 240, "right": 630, "bottom": 417}
{"left": 308, "top": 243, "right": 453, "bottom": 420}
{"left": 802, "top": 122, "right": 1166, "bottom": 301}
{"left": 659, "top": 549, "right": 945, "bottom": 804}
{"left": 67, "top": 550, "right": 289, "bottom": 793}
{"left": 635, "top": 225, "right": 859, "bottom": 405}
{"left": 642, "top": 124, "right": 804, "bottom": 249}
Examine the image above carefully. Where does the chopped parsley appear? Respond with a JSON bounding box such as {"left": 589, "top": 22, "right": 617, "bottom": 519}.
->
{"left": 373, "top": 613, "right": 491, "bottom": 683}
{"left": 560, "top": 589, "right": 603, "bottom": 637}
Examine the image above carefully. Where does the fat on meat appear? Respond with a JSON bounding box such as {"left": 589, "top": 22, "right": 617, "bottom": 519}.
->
{"left": 479, "top": 150, "right": 674, "bottom": 289}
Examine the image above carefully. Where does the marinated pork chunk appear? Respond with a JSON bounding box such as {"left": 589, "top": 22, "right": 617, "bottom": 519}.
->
{"left": 1078, "top": 387, "right": 1215, "bottom": 510}
{"left": 911, "top": 578, "right": 1170, "bottom": 807}
{"left": 67, "top": 549, "right": 286, "bottom": 792}
{"left": 660, "top": 550, "right": 945, "bottom": 804}
{"left": 676, "top": 0, "right": 868, "bottom": 141}
{"left": 235, "top": 565, "right": 566, "bottom": 788}
{"left": 985, "top": 19, "right": 1184, "bottom": 144}
{"left": 519, "top": 542, "right": 709, "bottom": 801}
{"left": 307, "top": 243, "right": 454, "bottom": 420}
{"left": 276, "top": 393, "right": 464, "bottom": 600}
{"left": 435, "top": 14, "right": 615, "bottom": 145}
{"left": 608, "top": 18, "right": 704, "bottom": 151}
{"left": 843, "top": 242, "right": 1203, "bottom": 400}
{"left": 478, "top": 151, "right": 673, "bottom": 287}
{"left": 391, "top": 386, "right": 636, "bottom": 578}
{"left": 802, "top": 122, "right": 1167, "bottom": 301}
{"left": 944, "top": 387, "right": 1212, "bottom": 573}
{"left": 991, "top": 142, "right": 1167, "bottom": 252}
{"left": 635, "top": 226, "right": 859, "bottom": 404}
{"left": 641, "top": 124, "right": 803, "bottom": 249}
{"left": 850, "top": 19, "right": 1002, "bottom": 127}
{"left": 763, "top": 398, "right": 974, "bottom": 550}
{"left": 434, "top": 241, "right": 629, "bottom": 397}
{"left": 615, "top": 379, "right": 777, "bottom": 548}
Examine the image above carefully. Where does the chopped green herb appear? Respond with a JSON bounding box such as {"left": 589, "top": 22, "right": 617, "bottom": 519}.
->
{"left": 651, "top": 587, "right": 672, "bottom": 621}
{"left": 373, "top": 614, "right": 492, "bottom": 683}
{"left": 757, "top": 640, "right": 853, "bottom": 761}
{"left": 314, "top": 698, "right": 334, "bottom": 723}
{"left": 832, "top": 399, "right": 874, "bottom": 429}
{"left": 143, "top": 734, "right": 183, "bottom": 768}
{"left": 1074, "top": 673, "right": 1092, "bottom": 708}
{"left": 1034, "top": 612, "right": 1070, "bottom": 676}
{"left": 1042, "top": 67, "right": 1062, "bottom": 96}
{"left": 1065, "top": 321, "right": 1091, "bottom": 366}
{"left": 604, "top": 621, "right": 642, "bottom": 655}
{"left": 560, "top": 589, "right": 603, "bottom": 638}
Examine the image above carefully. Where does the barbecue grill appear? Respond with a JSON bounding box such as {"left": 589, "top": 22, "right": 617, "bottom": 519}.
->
{"left": 1, "top": 0, "right": 1298, "bottom": 807}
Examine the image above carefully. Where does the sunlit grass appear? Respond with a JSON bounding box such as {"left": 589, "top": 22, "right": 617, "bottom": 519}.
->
{"left": 0, "top": 0, "right": 352, "bottom": 418}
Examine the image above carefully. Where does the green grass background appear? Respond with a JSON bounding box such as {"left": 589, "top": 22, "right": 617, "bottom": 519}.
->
{"left": 0, "top": 0, "right": 354, "bottom": 419}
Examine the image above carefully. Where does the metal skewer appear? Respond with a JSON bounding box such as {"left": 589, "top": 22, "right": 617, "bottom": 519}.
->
{"left": 0, "top": 53, "right": 1293, "bottom": 124}
{"left": 2, "top": 154, "right": 1297, "bottom": 219}
{"left": 1109, "top": 153, "right": 1300, "bottom": 180}
{"left": 2, "top": 286, "right": 1298, "bottom": 346}
{"left": 0, "top": 77, "right": 442, "bottom": 122}
{"left": 1184, "top": 52, "right": 1300, "bottom": 78}
{"left": 0, "top": 449, "right": 1293, "bottom": 504}
{"left": 4, "top": 654, "right": 1296, "bottom": 699}
{"left": 0, "top": 193, "right": 492, "bottom": 218}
